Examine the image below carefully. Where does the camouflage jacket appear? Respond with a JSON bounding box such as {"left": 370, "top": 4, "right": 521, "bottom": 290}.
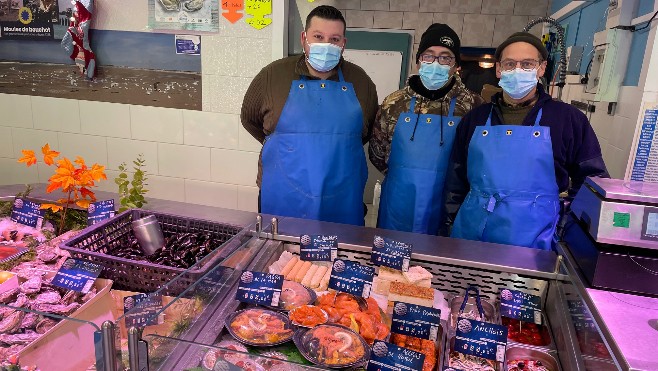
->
{"left": 368, "top": 75, "right": 484, "bottom": 173}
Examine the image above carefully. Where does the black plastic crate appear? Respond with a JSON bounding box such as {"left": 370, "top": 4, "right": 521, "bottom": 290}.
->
{"left": 60, "top": 209, "right": 245, "bottom": 295}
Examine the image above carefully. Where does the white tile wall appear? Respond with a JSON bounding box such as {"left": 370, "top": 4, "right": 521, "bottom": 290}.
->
{"left": 0, "top": 127, "right": 13, "bottom": 158}
{"left": 0, "top": 158, "right": 39, "bottom": 185}
{"left": 202, "top": 76, "right": 252, "bottom": 114}
{"left": 158, "top": 143, "right": 211, "bottom": 181}
{"left": 31, "top": 96, "right": 81, "bottom": 133}
{"left": 238, "top": 38, "right": 273, "bottom": 78}
{"left": 0, "top": 94, "right": 33, "bottom": 128}
{"left": 202, "top": 36, "right": 240, "bottom": 76}
{"left": 184, "top": 111, "right": 240, "bottom": 149}
{"left": 211, "top": 149, "right": 259, "bottom": 186}
{"left": 238, "top": 186, "right": 259, "bottom": 212}
{"left": 147, "top": 175, "right": 186, "bottom": 202}
{"left": 185, "top": 180, "right": 238, "bottom": 209}
{"left": 106, "top": 138, "right": 159, "bottom": 173}
{"left": 130, "top": 105, "right": 184, "bottom": 144}
{"left": 238, "top": 126, "right": 263, "bottom": 152}
{"left": 79, "top": 100, "right": 131, "bottom": 138}
{"left": 11, "top": 129, "right": 59, "bottom": 159}
{"left": 58, "top": 132, "right": 109, "bottom": 166}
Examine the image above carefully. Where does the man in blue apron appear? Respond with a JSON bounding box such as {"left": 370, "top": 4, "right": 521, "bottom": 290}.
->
{"left": 241, "top": 6, "right": 378, "bottom": 226}
{"left": 369, "top": 24, "right": 484, "bottom": 235}
{"left": 441, "top": 32, "right": 608, "bottom": 250}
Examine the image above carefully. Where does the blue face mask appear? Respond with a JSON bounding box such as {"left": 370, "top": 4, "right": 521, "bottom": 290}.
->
{"left": 499, "top": 68, "right": 538, "bottom": 99}
{"left": 419, "top": 62, "right": 451, "bottom": 90}
{"left": 306, "top": 38, "right": 342, "bottom": 73}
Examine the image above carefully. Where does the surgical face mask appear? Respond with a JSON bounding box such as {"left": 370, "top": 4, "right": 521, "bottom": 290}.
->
{"left": 499, "top": 68, "right": 538, "bottom": 99}
{"left": 305, "top": 37, "right": 342, "bottom": 73}
{"left": 418, "top": 62, "right": 451, "bottom": 90}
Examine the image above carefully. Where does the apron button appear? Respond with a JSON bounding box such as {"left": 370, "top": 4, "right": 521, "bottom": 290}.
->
{"left": 342, "top": 86, "right": 348, "bottom": 91}
{"left": 533, "top": 131, "right": 541, "bottom": 137}
{"left": 426, "top": 118, "right": 432, "bottom": 123}
{"left": 482, "top": 130, "right": 489, "bottom": 136}
{"left": 448, "top": 121, "right": 455, "bottom": 126}
{"left": 320, "top": 83, "right": 326, "bottom": 88}
{"left": 404, "top": 117, "right": 411, "bottom": 123}
{"left": 506, "top": 130, "right": 513, "bottom": 135}
{"left": 299, "top": 83, "right": 304, "bottom": 89}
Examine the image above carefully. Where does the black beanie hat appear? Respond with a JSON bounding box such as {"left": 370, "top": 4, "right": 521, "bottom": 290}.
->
{"left": 416, "top": 23, "right": 461, "bottom": 65}
{"left": 495, "top": 32, "right": 549, "bottom": 61}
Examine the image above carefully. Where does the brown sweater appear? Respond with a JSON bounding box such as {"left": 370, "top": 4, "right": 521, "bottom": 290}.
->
{"left": 241, "top": 55, "right": 379, "bottom": 187}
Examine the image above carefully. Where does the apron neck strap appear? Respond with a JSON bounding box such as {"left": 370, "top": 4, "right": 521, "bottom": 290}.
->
{"left": 409, "top": 96, "right": 417, "bottom": 113}
{"left": 448, "top": 97, "right": 457, "bottom": 117}
{"left": 485, "top": 106, "right": 494, "bottom": 127}
{"left": 337, "top": 68, "right": 345, "bottom": 82}
{"left": 534, "top": 108, "right": 543, "bottom": 126}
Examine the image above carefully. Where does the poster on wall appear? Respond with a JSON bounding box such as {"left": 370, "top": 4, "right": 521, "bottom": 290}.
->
{"left": 0, "top": 0, "right": 74, "bottom": 40}
{"left": 627, "top": 102, "right": 658, "bottom": 183}
{"left": 148, "top": 0, "right": 219, "bottom": 33}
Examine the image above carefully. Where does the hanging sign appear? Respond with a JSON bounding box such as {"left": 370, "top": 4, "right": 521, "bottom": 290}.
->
{"left": 245, "top": 0, "right": 272, "bottom": 30}
{"left": 222, "top": 0, "right": 244, "bottom": 23}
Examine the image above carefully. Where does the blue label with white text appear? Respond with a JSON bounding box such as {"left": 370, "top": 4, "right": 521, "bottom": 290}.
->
{"left": 328, "top": 259, "right": 374, "bottom": 298}
{"left": 300, "top": 234, "right": 337, "bottom": 261}
{"left": 87, "top": 199, "right": 115, "bottom": 226}
{"left": 367, "top": 340, "right": 425, "bottom": 371}
{"left": 124, "top": 293, "right": 162, "bottom": 328}
{"left": 500, "top": 288, "right": 542, "bottom": 325}
{"left": 52, "top": 258, "right": 103, "bottom": 293}
{"left": 236, "top": 271, "right": 283, "bottom": 306}
{"left": 391, "top": 302, "right": 441, "bottom": 341}
{"left": 371, "top": 236, "right": 412, "bottom": 271}
{"left": 455, "top": 318, "right": 508, "bottom": 362}
{"left": 10, "top": 198, "right": 44, "bottom": 228}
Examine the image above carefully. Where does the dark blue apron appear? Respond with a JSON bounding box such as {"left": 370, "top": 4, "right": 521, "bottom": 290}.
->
{"left": 451, "top": 108, "right": 560, "bottom": 250}
{"left": 260, "top": 69, "right": 367, "bottom": 226}
{"left": 377, "top": 96, "right": 460, "bottom": 234}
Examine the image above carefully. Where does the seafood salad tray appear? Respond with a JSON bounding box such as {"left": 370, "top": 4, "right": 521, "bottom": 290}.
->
{"left": 60, "top": 209, "right": 246, "bottom": 295}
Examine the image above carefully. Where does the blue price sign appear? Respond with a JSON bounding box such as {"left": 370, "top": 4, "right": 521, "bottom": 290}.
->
{"left": 124, "top": 293, "right": 162, "bottom": 328}
{"left": 87, "top": 199, "right": 115, "bottom": 226}
{"left": 299, "top": 234, "right": 337, "bottom": 262}
{"left": 175, "top": 34, "right": 201, "bottom": 55}
{"left": 10, "top": 198, "right": 44, "bottom": 228}
{"left": 371, "top": 236, "right": 411, "bottom": 271}
{"left": 499, "top": 288, "right": 542, "bottom": 325}
{"left": 235, "top": 271, "right": 283, "bottom": 306}
{"left": 391, "top": 302, "right": 441, "bottom": 341}
{"left": 366, "top": 340, "right": 425, "bottom": 371}
{"left": 328, "top": 259, "right": 374, "bottom": 298}
{"left": 567, "top": 300, "right": 597, "bottom": 331}
{"left": 454, "top": 318, "right": 507, "bottom": 362}
{"left": 52, "top": 258, "right": 103, "bottom": 293}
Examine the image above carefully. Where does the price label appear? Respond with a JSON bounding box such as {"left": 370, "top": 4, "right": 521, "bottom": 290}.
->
{"left": 328, "top": 259, "right": 374, "bottom": 298}
{"left": 366, "top": 340, "right": 425, "bottom": 371}
{"left": 52, "top": 258, "right": 103, "bottom": 293}
{"left": 124, "top": 293, "right": 162, "bottom": 328}
{"left": 10, "top": 198, "right": 44, "bottom": 228}
{"left": 454, "top": 318, "right": 508, "bottom": 362}
{"left": 175, "top": 34, "right": 201, "bottom": 55}
{"left": 567, "top": 300, "right": 596, "bottom": 331}
{"left": 371, "top": 235, "right": 412, "bottom": 272}
{"left": 87, "top": 199, "right": 115, "bottom": 226}
{"left": 299, "top": 234, "right": 337, "bottom": 262}
{"left": 499, "top": 288, "right": 542, "bottom": 325}
{"left": 391, "top": 302, "right": 441, "bottom": 341}
{"left": 235, "top": 271, "right": 283, "bottom": 306}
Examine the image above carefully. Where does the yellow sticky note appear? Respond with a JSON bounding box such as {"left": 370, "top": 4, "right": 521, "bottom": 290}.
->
{"left": 245, "top": 0, "right": 272, "bottom": 30}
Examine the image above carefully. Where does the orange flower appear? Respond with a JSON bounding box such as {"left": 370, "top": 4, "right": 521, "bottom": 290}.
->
{"left": 18, "top": 150, "right": 37, "bottom": 167}
{"left": 41, "top": 143, "right": 60, "bottom": 166}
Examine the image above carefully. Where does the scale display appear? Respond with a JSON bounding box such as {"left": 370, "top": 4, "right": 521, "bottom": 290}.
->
{"left": 641, "top": 207, "right": 658, "bottom": 241}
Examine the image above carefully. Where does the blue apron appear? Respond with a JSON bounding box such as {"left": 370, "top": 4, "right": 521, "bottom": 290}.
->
{"left": 260, "top": 69, "right": 367, "bottom": 226}
{"left": 451, "top": 108, "right": 560, "bottom": 250}
{"left": 377, "top": 96, "right": 460, "bottom": 234}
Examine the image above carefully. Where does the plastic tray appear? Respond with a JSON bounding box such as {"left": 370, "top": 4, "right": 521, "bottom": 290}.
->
{"left": 59, "top": 209, "right": 244, "bottom": 295}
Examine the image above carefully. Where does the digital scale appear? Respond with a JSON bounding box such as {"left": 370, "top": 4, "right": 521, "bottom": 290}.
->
{"left": 562, "top": 177, "right": 658, "bottom": 296}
